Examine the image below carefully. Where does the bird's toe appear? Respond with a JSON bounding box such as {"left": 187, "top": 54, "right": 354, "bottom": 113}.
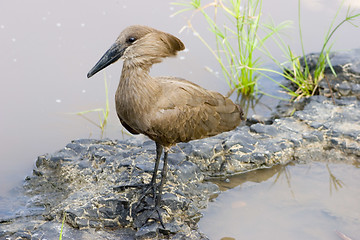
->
{"left": 134, "top": 205, "right": 167, "bottom": 229}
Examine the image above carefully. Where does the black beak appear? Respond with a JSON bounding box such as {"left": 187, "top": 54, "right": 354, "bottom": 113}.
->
{"left": 87, "top": 43, "right": 125, "bottom": 78}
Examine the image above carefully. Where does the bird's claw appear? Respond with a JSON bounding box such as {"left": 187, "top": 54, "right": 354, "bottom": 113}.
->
{"left": 135, "top": 205, "right": 166, "bottom": 229}
{"left": 113, "top": 182, "right": 151, "bottom": 192}
{"left": 114, "top": 182, "right": 159, "bottom": 210}
{"left": 133, "top": 182, "right": 159, "bottom": 212}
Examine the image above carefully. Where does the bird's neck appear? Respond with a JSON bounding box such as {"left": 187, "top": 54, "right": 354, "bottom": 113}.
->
{"left": 115, "top": 60, "right": 161, "bottom": 123}
{"left": 119, "top": 60, "right": 160, "bottom": 93}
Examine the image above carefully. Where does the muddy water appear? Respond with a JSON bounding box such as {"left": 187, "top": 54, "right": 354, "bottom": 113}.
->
{"left": 200, "top": 161, "right": 360, "bottom": 239}
{"left": 0, "top": 0, "right": 359, "bottom": 232}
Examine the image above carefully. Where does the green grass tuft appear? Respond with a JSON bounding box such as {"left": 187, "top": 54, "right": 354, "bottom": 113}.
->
{"left": 59, "top": 212, "right": 66, "bottom": 240}
{"left": 77, "top": 73, "right": 110, "bottom": 137}
{"left": 172, "top": 0, "right": 290, "bottom": 96}
{"left": 173, "top": 0, "right": 360, "bottom": 102}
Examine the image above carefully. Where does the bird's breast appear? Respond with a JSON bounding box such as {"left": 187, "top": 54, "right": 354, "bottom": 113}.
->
{"left": 115, "top": 77, "right": 159, "bottom": 134}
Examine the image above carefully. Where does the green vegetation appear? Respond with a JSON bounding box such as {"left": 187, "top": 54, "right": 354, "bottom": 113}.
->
{"left": 59, "top": 213, "right": 66, "bottom": 240}
{"left": 172, "top": 0, "right": 291, "bottom": 96}
{"left": 172, "top": 0, "right": 360, "bottom": 101}
{"left": 77, "top": 73, "right": 110, "bottom": 137}
{"left": 272, "top": 0, "right": 360, "bottom": 101}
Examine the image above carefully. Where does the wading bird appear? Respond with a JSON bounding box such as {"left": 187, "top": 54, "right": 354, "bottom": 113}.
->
{"left": 87, "top": 25, "right": 243, "bottom": 226}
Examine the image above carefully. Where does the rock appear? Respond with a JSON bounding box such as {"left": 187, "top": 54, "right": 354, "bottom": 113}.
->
{"left": 250, "top": 123, "right": 279, "bottom": 136}
{"left": 135, "top": 223, "right": 159, "bottom": 239}
{"left": 2, "top": 49, "right": 360, "bottom": 239}
{"left": 246, "top": 114, "right": 273, "bottom": 125}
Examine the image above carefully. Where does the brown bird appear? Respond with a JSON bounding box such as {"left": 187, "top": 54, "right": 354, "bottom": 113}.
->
{"left": 87, "top": 25, "right": 242, "bottom": 226}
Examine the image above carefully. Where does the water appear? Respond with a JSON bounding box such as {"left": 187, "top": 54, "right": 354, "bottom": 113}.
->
{"left": 0, "top": 0, "right": 359, "bottom": 234}
{"left": 200, "top": 161, "right": 360, "bottom": 239}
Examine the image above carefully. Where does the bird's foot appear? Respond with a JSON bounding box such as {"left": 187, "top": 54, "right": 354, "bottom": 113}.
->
{"left": 114, "top": 182, "right": 158, "bottom": 209}
{"left": 114, "top": 182, "right": 157, "bottom": 197}
{"left": 133, "top": 183, "right": 159, "bottom": 211}
{"left": 134, "top": 205, "right": 166, "bottom": 229}
{"left": 113, "top": 182, "right": 152, "bottom": 191}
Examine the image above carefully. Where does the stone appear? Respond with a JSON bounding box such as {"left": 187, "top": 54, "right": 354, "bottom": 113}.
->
{"left": 250, "top": 123, "right": 278, "bottom": 136}
{"left": 13, "top": 231, "right": 31, "bottom": 239}
{"left": 75, "top": 217, "right": 89, "bottom": 229}
{"left": 173, "top": 160, "right": 201, "bottom": 183}
{"left": 302, "top": 131, "right": 323, "bottom": 142}
{"left": 246, "top": 114, "right": 273, "bottom": 125}
{"left": 3, "top": 49, "right": 360, "bottom": 240}
{"left": 161, "top": 193, "right": 186, "bottom": 211}
{"left": 135, "top": 223, "right": 159, "bottom": 239}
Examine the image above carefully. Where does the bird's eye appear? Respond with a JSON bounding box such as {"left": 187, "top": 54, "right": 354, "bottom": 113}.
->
{"left": 127, "top": 37, "right": 136, "bottom": 43}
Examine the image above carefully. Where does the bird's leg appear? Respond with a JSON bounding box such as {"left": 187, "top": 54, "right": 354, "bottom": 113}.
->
{"left": 113, "top": 142, "right": 163, "bottom": 192}
{"left": 134, "top": 142, "right": 163, "bottom": 202}
{"left": 155, "top": 149, "right": 168, "bottom": 208}
{"left": 149, "top": 142, "right": 163, "bottom": 192}
{"left": 114, "top": 142, "right": 167, "bottom": 228}
{"left": 139, "top": 149, "right": 168, "bottom": 229}
{"left": 127, "top": 142, "right": 163, "bottom": 215}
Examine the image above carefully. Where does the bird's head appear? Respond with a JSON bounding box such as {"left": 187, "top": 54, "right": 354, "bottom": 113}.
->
{"left": 87, "top": 25, "right": 185, "bottom": 78}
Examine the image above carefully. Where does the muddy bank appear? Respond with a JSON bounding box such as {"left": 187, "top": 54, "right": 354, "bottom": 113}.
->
{"left": 1, "top": 49, "right": 359, "bottom": 239}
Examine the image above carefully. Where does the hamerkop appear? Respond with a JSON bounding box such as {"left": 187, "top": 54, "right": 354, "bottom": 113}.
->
{"left": 87, "top": 25, "right": 243, "bottom": 226}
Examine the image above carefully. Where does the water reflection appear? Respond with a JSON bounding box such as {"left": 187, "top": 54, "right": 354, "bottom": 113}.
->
{"left": 272, "top": 163, "right": 296, "bottom": 198}
{"left": 227, "top": 90, "right": 278, "bottom": 120}
{"left": 326, "top": 164, "right": 345, "bottom": 196}
{"left": 211, "top": 162, "right": 348, "bottom": 196}
{"left": 201, "top": 161, "right": 360, "bottom": 239}
{"left": 235, "top": 94, "right": 266, "bottom": 120}
{"left": 236, "top": 94, "right": 274, "bottom": 121}
{"left": 210, "top": 164, "right": 288, "bottom": 191}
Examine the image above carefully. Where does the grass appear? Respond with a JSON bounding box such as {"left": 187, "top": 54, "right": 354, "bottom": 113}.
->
{"left": 76, "top": 73, "right": 110, "bottom": 137}
{"left": 173, "top": 0, "right": 360, "bottom": 102}
{"left": 243, "top": 0, "right": 360, "bottom": 101}
{"left": 172, "top": 0, "right": 291, "bottom": 96}
{"left": 59, "top": 212, "right": 66, "bottom": 240}
{"left": 75, "top": 73, "right": 132, "bottom": 138}
{"left": 277, "top": 0, "right": 360, "bottom": 101}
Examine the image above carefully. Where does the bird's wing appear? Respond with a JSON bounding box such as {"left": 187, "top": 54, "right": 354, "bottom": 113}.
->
{"left": 146, "top": 77, "right": 241, "bottom": 146}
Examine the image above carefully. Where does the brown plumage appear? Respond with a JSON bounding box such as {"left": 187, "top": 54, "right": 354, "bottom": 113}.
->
{"left": 87, "top": 25, "right": 242, "bottom": 226}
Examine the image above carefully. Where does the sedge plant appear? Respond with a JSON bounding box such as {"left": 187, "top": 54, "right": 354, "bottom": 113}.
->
{"left": 263, "top": 0, "right": 360, "bottom": 101}
{"left": 77, "top": 73, "right": 110, "bottom": 137}
{"left": 173, "top": 0, "right": 359, "bottom": 102}
{"left": 172, "top": 0, "right": 291, "bottom": 96}
{"left": 59, "top": 213, "right": 66, "bottom": 240}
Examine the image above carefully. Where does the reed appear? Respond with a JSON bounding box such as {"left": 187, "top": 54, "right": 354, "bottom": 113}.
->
{"left": 59, "top": 213, "right": 66, "bottom": 240}
{"left": 172, "top": 0, "right": 290, "bottom": 96}
{"left": 173, "top": 0, "right": 360, "bottom": 101}
{"left": 261, "top": 0, "right": 360, "bottom": 101}
{"left": 77, "top": 73, "right": 110, "bottom": 137}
